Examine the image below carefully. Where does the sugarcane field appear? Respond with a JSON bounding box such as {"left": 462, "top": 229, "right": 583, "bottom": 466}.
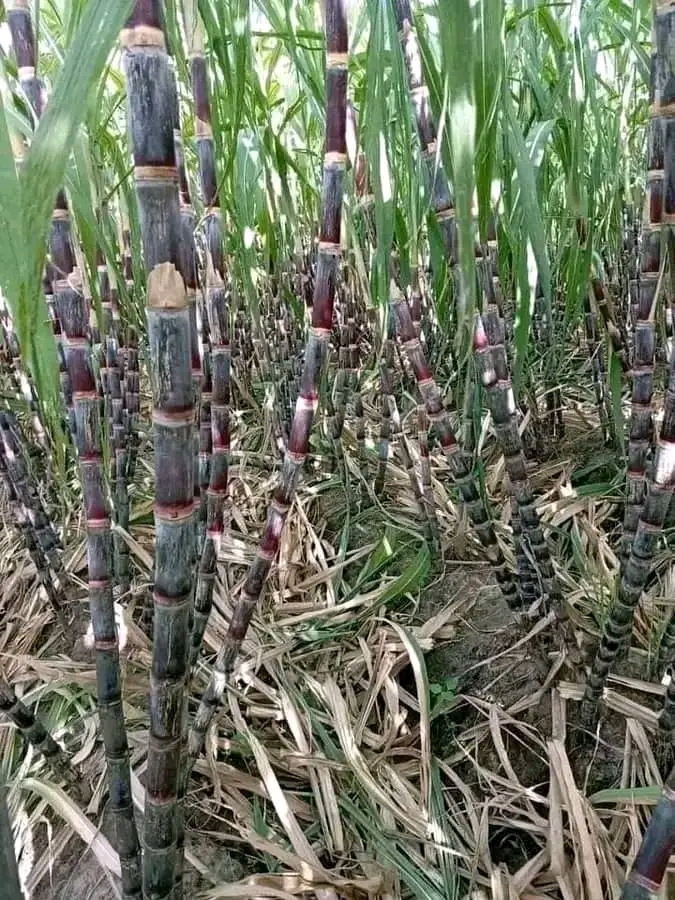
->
{"left": 1, "top": 0, "right": 675, "bottom": 897}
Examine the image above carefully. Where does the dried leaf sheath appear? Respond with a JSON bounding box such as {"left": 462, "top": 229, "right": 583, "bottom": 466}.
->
{"left": 122, "top": 6, "right": 195, "bottom": 899}
{"left": 185, "top": 0, "right": 349, "bottom": 770}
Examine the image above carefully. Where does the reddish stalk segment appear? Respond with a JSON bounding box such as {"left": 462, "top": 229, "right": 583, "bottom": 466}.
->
{"left": 185, "top": 0, "right": 349, "bottom": 774}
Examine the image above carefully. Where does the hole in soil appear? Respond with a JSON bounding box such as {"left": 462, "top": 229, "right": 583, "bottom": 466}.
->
{"left": 488, "top": 822, "right": 541, "bottom": 872}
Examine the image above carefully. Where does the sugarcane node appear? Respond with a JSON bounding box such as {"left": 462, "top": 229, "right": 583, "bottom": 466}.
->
{"left": 147, "top": 262, "right": 187, "bottom": 310}
{"left": 120, "top": 24, "right": 165, "bottom": 50}
{"left": 195, "top": 118, "right": 212, "bottom": 138}
{"left": 86, "top": 517, "right": 111, "bottom": 532}
{"left": 134, "top": 165, "right": 178, "bottom": 183}
{"left": 153, "top": 502, "right": 194, "bottom": 522}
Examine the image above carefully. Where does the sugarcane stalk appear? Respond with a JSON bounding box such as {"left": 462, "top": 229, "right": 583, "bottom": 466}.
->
{"left": 100, "top": 260, "right": 132, "bottom": 600}
{"left": 622, "top": 22, "right": 664, "bottom": 562}
{"left": 474, "top": 309, "right": 567, "bottom": 612}
{"left": 0, "top": 678, "right": 89, "bottom": 803}
{"left": 122, "top": 5, "right": 195, "bottom": 898}
{"left": 184, "top": 0, "right": 349, "bottom": 779}
{"left": 182, "top": 4, "right": 229, "bottom": 668}
{"left": 583, "top": 336, "right": 675, "bottom": 726}
{"left": 583, "top": 290, "right": 611, "bottom": 443}
{"left": 12, "top": 12, "right": 142, "bottom": 833}
{"left": 0, "top": 412, "right": 70, "bottom": 620}
{"left": 592, "top": 277, "right": 631, "bottom": 373}
{"left": 54, "top": 264, "right": 142, "bottom": 898}
{"left": 391, "top": 281, "right": 519, "bottom": 606}
{"left": 620, "top": 765, "right": 675, "bottom": 899}
{"left": 123, "top": 325, "right": 141, "bottom": 487}
{"left": 392, "top": 0, "right": 456, "bottom": 270}
{"left": 174, "top": 129, "right": 203, "bottom": 560}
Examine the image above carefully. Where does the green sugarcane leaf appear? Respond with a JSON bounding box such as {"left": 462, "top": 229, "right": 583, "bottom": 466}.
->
{"left": 0, "top": 89, "right": 24, "bottom": 310}
{"left": 430, "top": 761, "right": 460, "bottom": 899}
{"left": 438, "top": 0, "right": 475, "bottom": 330}
{"left": 364, "top": 0, "right": 395, "bottom": 302}
{"left": 608, "top": 348, "right": 624, "bottom": 443}
{"left": 475, "top": 0, "right": 504, "bottom": 241}
{"left": 376, "top": 543, "right": 430, "bottom": 607}
{"left": 591, "top": 786, "right": 661, "bottom": 805}
{"left": 504, "top": 93, "right": 552, "bottom": 360}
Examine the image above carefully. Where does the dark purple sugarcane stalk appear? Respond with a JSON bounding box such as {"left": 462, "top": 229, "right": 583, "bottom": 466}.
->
{"left": 622, "top": 27, "right": 663, "bottom": 563}
{"left": 622, "top": 227, "right": 658, "bottom": 561}
{"left": 392, "top": 0, "right": 456, "bottom": 269}
{"left": 583, "top": 336, "right": 675, "bottom": 726}
{"left": 99, "top": 255, "right": 132, "bottom": 598}
{"left": 121, "top": 4, "right": 195, "bottom": 898}
{"left": 8, "top": 6, "right": 141, "bottom": 895}
{"left": 123, "top": 325, "right": 140, "bottom": 487}
{"left": 381, "top": 315, "right": 438, "bottom": 543}
{"left": 7, "top": 0, "right": 44, "bottom": 125}
{"left": 391, "top": 281, "right": 519, "bottom": 606}
{"left": 0, "top": 413, "right": 69, "bottom": 624}
{"left": 184, "top": 10, "right": 229, "bottom": 667}
{"left": 184, "top": 0, "right": 349, "bottom": 776}
{"left": 174, "top": 129, "right": 203, "bottom": 562}
{"left": 474, "top": 308, "right": 557, "bottom": 609}
{"left": 583, "top": 290, "right": 611, "bottom": 442}
{"left": 0, "top": 677, "right": 88, "bottom": 803}
{"left": 620, "top": 765, "right": 675, "bottom": 899}
{"left": 54, "top": 268, "right": 142, "bottom": 899}
{"left": 477, "top": 232, "right": 539, "bottom": 606}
